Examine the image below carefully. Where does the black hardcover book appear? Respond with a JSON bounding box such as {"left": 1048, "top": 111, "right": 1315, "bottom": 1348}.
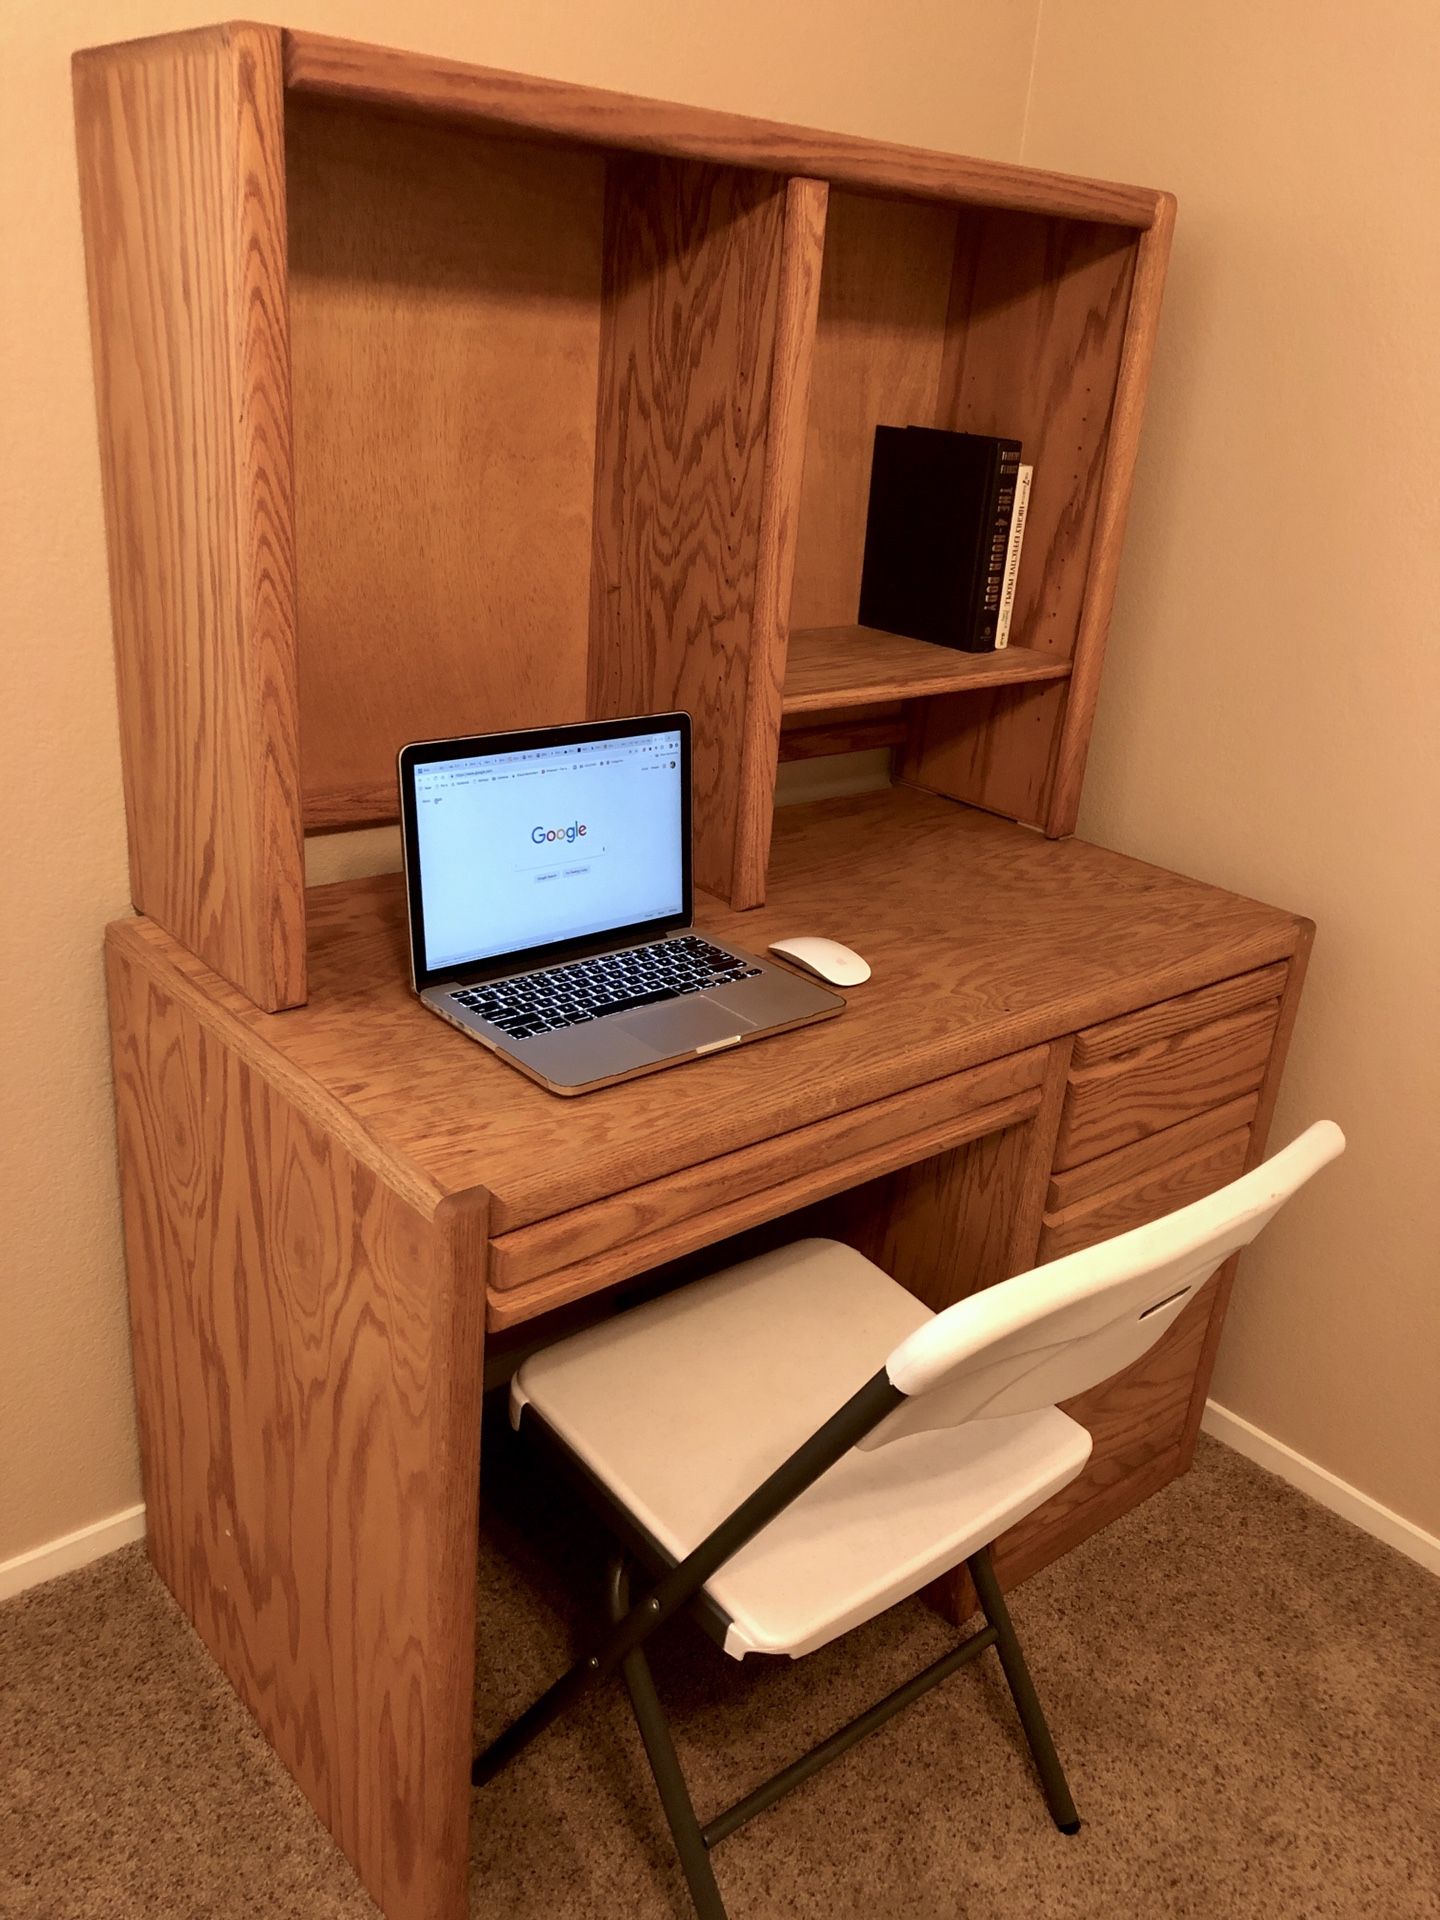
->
{"left": 858, "top": 426, "right": 1023, "bottom": 652}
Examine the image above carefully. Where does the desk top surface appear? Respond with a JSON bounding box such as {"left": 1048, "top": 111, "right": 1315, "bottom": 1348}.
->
{"left": 111, "top": 787, "right": 1307, "bottom": 1229}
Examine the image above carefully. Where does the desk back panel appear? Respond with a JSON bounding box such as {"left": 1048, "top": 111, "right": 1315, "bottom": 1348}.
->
{"left": 292, "top": 121, "right": 807, "bottom": 903}
{"left": 288, "top": 100, "right": 604, "bottom": 829}
{"left": 789, "top": 190, "right": 961, "bottom": 632}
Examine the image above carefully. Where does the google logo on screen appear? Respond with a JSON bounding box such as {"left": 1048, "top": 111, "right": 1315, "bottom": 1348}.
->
{"left": 531, "top": 822, "right": 588, "bottom": 845}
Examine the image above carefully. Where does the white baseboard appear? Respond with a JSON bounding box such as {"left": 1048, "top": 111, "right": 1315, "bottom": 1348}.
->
{"left": 1201, "top": 1401, "right": 1440, "bottom": 1578}
{"left": 0, "top": 1503, "right": 147, "bottom": 1604}
{"left": 6, "top": 1411, "right": 1436, "bottom": 1603}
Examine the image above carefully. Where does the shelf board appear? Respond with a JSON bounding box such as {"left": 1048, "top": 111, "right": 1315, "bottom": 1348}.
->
{"left": 782, "top": 626, "right": 1072, "bottom": 715}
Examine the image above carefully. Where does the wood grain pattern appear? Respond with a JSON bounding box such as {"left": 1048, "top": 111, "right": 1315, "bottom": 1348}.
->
{"left": 783, "top": 627, "right": 1072, "bottom": 713}
{"left": 903, "top": 210, "right": 1141, "bottom": 827}
{"left": 1003, "top": 1037, "right": 1076, "bottom": 1272}
{"left": 731, "top": 177, "right": 829, "bottom": 902}
{"left": 1047, "top": 193, "right": 1176, "bottom": 833}
{"left": 283, "top": 32, "right": 1165, "bottom": 228}
{"left": 588, "top": 157, "right": 787, "bottom": 903}
{"left": 900, "top": 680, "right": 1071, "bottom": 830}
{"left": 1002, "top": 1281, "right": 1211, "bottom": 1574}
{"left": 287, "top": 98, "right": 602, "bottom": 824}
{"left": 1048, "top": 1272, "right": 1213, "bottom": 1525}
{"left": 108, "top": 786, "right": 1308, "bottom": 1237}
{"left": 1178, "top": 920, "right": 1315, "bottom": 1463}
{"left": 821, "top": 1122, "right": 1033, "bottom": 1316}
{"left": 1038, "top": 1124, "right": 1252, "bottom": 1261}
{"left": 1046, "top": 1091, "right": 1261, "bottom": 1213}
{"left": 841, "top": 1037, "right": 1066, "bottom": 1324}
{"left": 74, "top": 25, "right": 305, "bottom": 1010}
{"left": 489, "top": 1049, "right": 1046, "bottom": 1293}
{"left": 1054, "top": 1002, "right": 1281, "bottom": 1170}
{"left": 789, "top": 190, "right": 958, "bottom": 630}
{"left": 303, "top": 780, "right": 409, "bottom": 833}
{"left": 489, "top": 1088, "right": 1040, "bottom": 1328}
{"left": 939, "top": 213, "right": 1139, "bottom": 663}
{"left": 778, "top": 709, "right": 907, "bottom": 760}
{"left": 105, "top": 933, "right": 487, "bottom": 1920}
{"left": 940, "top": 1274, "right": 1214, "bottom": 1620}
{"left": 1071, "top": 960, "right": 1288, "bottom": 1066}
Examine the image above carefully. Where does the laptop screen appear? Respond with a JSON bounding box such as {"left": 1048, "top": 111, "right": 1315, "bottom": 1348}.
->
{"left": 400, "top": 714, "right": 691, "bottom": 986}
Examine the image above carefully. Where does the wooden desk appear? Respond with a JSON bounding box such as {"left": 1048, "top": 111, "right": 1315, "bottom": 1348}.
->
{"left": 71, "top": 33, "right": 1266, "bottom": 1919}
{"left": 105, "top": 785, "right": 1309, "bottom": 1920}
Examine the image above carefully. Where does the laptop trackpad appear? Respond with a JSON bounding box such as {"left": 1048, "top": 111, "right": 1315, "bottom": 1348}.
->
{"left": 616, "top": 995, "right": 753, "bottom": 1055}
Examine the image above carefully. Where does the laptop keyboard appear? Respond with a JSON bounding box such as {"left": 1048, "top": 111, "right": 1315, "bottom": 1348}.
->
{"left": 447, "top": 936, "right": 763, "bottom": 1042}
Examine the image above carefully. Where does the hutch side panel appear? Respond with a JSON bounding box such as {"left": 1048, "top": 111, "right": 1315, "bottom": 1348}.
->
{"left": 74, "top": 24, "right": 306, "bottom": 1009}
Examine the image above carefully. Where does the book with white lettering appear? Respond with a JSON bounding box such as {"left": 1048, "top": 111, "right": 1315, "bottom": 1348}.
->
{"left": 994, "top": 463, "right": 1033, "bottom": 650}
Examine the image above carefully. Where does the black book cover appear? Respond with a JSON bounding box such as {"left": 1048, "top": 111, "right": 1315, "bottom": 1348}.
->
{"left": 858, "top": 426, "right": 1023, "bottom": 652}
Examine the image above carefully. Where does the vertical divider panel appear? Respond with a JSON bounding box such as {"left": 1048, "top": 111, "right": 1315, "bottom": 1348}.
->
{"left": 588, "top": 158, "right": 789, "bottom": 904}
{"left": 74, "top": 25, "right": 306, "bottom": 1010}
{"left": 733, "top": 176, "right": 829, "bottom": 903}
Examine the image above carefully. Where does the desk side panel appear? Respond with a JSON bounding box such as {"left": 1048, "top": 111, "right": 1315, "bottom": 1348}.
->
{"left": 106, "top": 938, "right": 486, "bottom": 1920}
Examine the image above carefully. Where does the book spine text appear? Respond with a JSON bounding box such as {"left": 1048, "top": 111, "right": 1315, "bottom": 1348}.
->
{"left": 994, "top": 463, "right": 1033, "bottom": 651}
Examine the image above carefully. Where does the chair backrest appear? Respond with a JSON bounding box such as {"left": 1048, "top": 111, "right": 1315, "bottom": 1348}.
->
{"left": 859, "top": 1120, "right": 1344, "bottom": 1450}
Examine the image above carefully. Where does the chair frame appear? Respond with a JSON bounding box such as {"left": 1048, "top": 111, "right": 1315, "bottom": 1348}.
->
{"left": 473, "top": 1366, "right": 1079, "bottom": 1920}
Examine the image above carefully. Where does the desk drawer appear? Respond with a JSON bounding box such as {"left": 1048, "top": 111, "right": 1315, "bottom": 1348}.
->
{"left": 1038, "top": 1119, "right": 1252, "bottom": 1261}
{"left": 488, "top": 1048, "right": 1049, "bottom": 1327}
{"left": 1053, "top": 967, "right": 1285, "bottom": 1172}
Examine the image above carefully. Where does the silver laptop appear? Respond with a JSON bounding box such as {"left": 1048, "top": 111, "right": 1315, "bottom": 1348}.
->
{"left": 398, "top": 713, "right": 845, "bottom": 1095}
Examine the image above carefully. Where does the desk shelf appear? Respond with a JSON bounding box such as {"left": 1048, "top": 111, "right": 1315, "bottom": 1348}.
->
{"left": 782, "top": 625, "right": 1071, "bottom": 715}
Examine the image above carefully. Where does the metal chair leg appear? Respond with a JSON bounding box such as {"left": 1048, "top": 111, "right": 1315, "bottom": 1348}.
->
{"left": 968, "top": 1546, "right": 1081, "bottom": 1834}
{"left": 608, "top": 1555, "right": 730, "bottom": 1920}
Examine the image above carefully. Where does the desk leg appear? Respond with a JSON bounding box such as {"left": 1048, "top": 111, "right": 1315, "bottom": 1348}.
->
{"left": 107, "top": 944, "right": 488, "bottom": 1920}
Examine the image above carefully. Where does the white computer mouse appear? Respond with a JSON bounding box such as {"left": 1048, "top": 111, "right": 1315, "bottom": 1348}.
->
{"left": 768, "top": 936, "right": 872, "bottom": 987}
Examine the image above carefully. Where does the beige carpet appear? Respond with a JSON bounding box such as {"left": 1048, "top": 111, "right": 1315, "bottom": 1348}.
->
{"left": 3, "top": 1434, "right": 1438, "bottom": 1920}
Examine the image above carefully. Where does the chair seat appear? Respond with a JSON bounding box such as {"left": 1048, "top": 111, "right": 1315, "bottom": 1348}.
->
{"left": 512, "top": 1239, "right": 1092, "bottom": 1659}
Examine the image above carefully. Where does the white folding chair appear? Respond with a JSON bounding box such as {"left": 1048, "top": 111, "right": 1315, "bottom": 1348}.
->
{"left": 474, "top": 1121, "right": 1344, "bottom": 1918}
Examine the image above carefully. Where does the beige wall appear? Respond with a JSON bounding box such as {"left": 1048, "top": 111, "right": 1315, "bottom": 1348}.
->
{"left": 4, "top": 0, "right": 1435, "bottom": 1569}
{"left": 1022, "top": 2, "right": 1440, "bottom": 1533}
{"left": 0, "top": 0, "right": 1038, "bottom": 1564}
